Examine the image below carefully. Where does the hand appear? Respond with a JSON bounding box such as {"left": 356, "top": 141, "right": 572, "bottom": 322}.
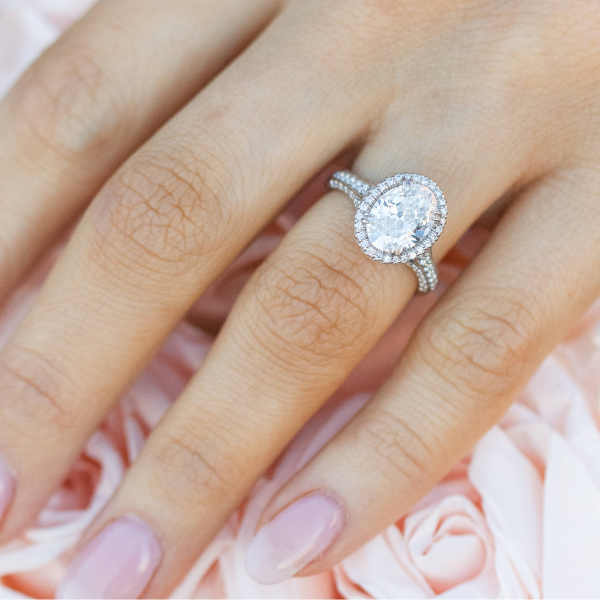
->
{"left": 0, "top": 0, "right": 599, "bottom": 597}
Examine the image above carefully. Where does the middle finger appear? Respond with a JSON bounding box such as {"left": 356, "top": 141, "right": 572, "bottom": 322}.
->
{"left": 0, "top": 3, "right": 379, "bottom": 543}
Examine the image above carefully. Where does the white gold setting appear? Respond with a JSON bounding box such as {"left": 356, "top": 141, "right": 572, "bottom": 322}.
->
{"left": 328, "top": 170, "right": 447, "bottom": 293}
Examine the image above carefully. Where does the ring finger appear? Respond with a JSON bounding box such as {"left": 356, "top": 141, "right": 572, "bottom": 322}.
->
{"left": 58, "top": 102, "right": 540, "bottom": 597}
{"left": 249, "top": 164, "right": 600, "bottom": 582}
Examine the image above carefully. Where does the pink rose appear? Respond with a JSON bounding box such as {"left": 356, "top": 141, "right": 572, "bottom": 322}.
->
{"left": 0, "top": 0, "right": 96, "bottom": 96}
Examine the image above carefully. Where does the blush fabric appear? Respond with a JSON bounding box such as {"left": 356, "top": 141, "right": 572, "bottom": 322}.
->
{"left": 1, "top": 2, "right": 600, "bottom": 598}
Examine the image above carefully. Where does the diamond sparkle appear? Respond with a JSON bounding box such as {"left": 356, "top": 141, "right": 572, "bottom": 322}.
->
{"left": 365, "top": 180, "right": 437, "bottom": 255}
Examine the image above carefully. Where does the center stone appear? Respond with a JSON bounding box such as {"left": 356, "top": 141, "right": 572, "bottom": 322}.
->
{"left": 366, "top": 181, "right": 437, "bottom": 255}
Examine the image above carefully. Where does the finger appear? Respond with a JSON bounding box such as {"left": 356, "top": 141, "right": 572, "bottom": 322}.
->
{"left": 0, "top": 1, "right": 380, "bottom": 548}
{"left": 248, "top": 165, "right": 600, "bottom": 583}
{"left": 0, "top": 0, "right": 279, "bottom": 301}
{"left": 58, "top": 71, "right": 540, "bottom": 597}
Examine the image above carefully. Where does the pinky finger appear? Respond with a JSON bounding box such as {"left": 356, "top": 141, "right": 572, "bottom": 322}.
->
{"left": 244, "top": 165, "right": 600, "bottom": 584}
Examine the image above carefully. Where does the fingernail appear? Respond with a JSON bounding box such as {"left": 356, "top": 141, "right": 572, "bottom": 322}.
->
{"left": 0, "top": 453, "right": 15, "bottom": 523}
{"left": 245, "top": 492, "right": 345, "bottom": 585}
{"left": 57, "top": 516, "right": 162, "bottom": 599}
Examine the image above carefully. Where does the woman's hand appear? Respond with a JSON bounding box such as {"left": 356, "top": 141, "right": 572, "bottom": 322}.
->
{"left": 0, "top": 0, "right": 599, "bottom": 597}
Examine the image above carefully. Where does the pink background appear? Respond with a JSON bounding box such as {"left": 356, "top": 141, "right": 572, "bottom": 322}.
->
{"left": 1, "top": 2, "right": 600, "bottom": 598}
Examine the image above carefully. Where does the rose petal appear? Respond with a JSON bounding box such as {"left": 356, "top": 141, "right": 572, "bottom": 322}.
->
{"left": 542, "top": 433, "right": 600, "bottom": 598}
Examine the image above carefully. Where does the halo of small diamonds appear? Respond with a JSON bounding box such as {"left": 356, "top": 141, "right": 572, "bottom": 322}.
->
{"left": 353, "top": 173, "right": 447, "bottom": 264}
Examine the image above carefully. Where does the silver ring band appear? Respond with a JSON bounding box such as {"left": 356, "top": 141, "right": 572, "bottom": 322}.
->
{"left": 328, "top": 170, "right": 447, "bottom": 293}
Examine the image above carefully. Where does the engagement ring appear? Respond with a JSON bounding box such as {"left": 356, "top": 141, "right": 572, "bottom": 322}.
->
{"left": 328, "top": 170, "right": 447, "bottom": 293}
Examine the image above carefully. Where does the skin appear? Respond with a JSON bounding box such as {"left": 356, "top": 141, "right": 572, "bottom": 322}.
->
{"left": 1, "top": 0, "right": 600, "bottom": 595}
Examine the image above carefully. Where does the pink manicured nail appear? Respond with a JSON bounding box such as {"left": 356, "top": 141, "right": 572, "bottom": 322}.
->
{"left": 246, "top": 492, "right": 345, "bottom": 585}
{"left": 0, "top": 453, "right": 14, "bottom": 523}
{"left": 57, "top": 516, "right": 162, "bottom": 599}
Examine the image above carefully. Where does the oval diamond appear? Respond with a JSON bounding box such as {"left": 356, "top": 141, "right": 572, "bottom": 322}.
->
{"left": 365, "top": 180, "right": 437, "bottom": 255}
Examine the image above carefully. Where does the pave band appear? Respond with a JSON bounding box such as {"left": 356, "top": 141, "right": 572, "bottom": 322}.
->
{"left": 329, "top": 171, "right": 370, "bottom": 208}
{"left": 328, "top": 170, "right": 447, "bottom": 293}
{"left": 407, "top": 248, "right": 438, "bottom": 294}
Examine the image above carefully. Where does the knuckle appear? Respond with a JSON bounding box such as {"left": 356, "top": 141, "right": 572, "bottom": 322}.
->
{"left": 0, "top": 344, "right": 79, "bottom": 435}
{"left": 12, "top": 45, "right": 125, "bottom": 156}
{"left": 352, "top": 408, "right": 436, "bottom": 487}
{"left": 252, "top": 248, "right": 371, "bottom": 365}
{"left": 91, "top": 149, "right": 231, "bottom": 276}
{"left": 148, "top": 420, "right": 244, "bottom": 508}
{"left": 420, "top": 289, "right": 539, "bottom": 400}
{"left": 478, "top": 3, "right": 595, "bottom": 111}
